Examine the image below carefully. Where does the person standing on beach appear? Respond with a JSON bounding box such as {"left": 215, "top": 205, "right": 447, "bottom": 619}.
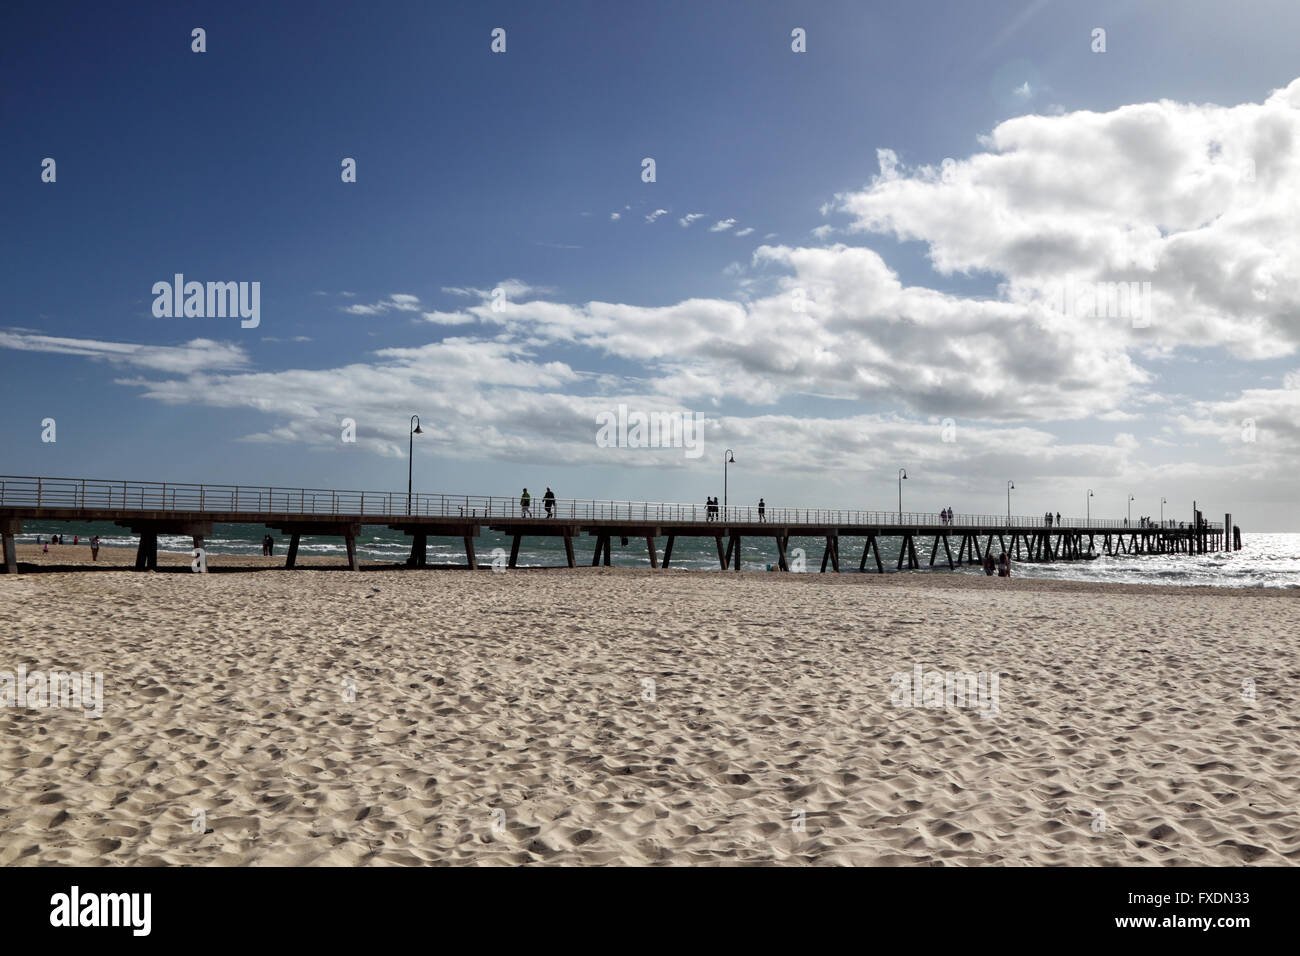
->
{"left": 520, "top": 488, "right": 532, "bottom": 517}
{"left": 998, "top": 552, "right": 1010, "bottom": 577}
{"left": 758, "top": 498, "right": 765, "bottom": 521}
{"left": 543, "top": 487, "right": 556, "bottom": 517}
{"left": 91, "top": 536, "right": 100, "bottom": 561}
{"left": 983, "top": 550, "right": 995, "bottom": 575}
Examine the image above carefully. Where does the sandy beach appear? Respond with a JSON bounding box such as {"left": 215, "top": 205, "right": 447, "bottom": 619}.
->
{"left": 2, "top": 542, "right": 1297, "bottom": 866}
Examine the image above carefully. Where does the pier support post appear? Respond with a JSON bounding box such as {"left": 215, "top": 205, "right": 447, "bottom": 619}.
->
{"left": 646, "top": 536, "right": 658, "bottom": 568}
{"left": 663, "top": 535, "right": 675, "bottom": 568}
{"left": 715, "top": 537, "right": 726, "bottom": 569}
{"left": 344, "top": 533, "right": 359, "bottom": 571}
{"left": 777, "top": 536, "right": 789, "bottom": 571}
{"left": 509, "top": 534, "right": 522, "bottom": 569}
{"left": 286, "top": 533, "right": 300, "bottom": 568}
{"left": 942, "top": 534, "right": 953, "bottom": 570}
{"left": 465, "top": 536, "right": 479, "bottom": 569}
{"left": 928, "top": 535, "right": 939, "bottom": 567}
{"left": 407, "top": 532, "right": 427, "bottom": 568}
{"left": 562, "top": 534, "right": 574, "bottom": 568}
{"left": 820, "top": 536, "right": 838, "bottom": 572}
{"left": 134, "top": 531, "right": 158, "bottom": 570}
{"left": 2, "top": 532, "right": 16, "bottom": 574}
{"left": 733, "top": 535, "right": 742, "bottom": 571}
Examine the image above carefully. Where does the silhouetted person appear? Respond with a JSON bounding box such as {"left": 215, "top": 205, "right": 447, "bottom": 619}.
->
{"left": 758, "top": 498, "right": 766, "bottom": 522}
{"left": 543, "top": 487, "right": 556, "bottom": 517}
{"left": 520, "top": 488, "right": 532, "bottom": 517}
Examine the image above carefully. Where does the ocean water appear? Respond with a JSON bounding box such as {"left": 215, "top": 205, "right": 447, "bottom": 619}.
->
{"left": 15, "top": 523, "right": 1294, "bottom": 589}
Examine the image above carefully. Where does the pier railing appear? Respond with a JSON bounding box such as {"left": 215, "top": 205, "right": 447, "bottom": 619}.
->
{"left": 0, "top": 476, "right": 1223, "bottom": 531}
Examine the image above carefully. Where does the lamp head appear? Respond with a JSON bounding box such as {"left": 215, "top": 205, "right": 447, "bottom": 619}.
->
{"left": 413, "top": 424, "right": 423, "bottom": 435}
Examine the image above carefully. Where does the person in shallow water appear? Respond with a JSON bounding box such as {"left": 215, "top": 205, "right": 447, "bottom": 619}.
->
{"left": 998, "top": 552, "right": 1011, "bottom": 577}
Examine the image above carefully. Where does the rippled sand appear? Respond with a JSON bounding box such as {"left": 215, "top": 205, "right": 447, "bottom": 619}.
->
{"left": 2, "top": 543, "right": 1298, "bottom": 865}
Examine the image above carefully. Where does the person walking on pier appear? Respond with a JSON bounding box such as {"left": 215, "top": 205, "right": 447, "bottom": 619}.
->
{"left": 520, "top": 488, "right": 532, "bottom": 517}
{"left": 758, "top": 498, "right": 766, "bottom": 522}
{"left": 1055, "top": 512, "right": 1061, "bottom": 526}
{"left": 543, "top": 487, "right": 556, "bottom": 518}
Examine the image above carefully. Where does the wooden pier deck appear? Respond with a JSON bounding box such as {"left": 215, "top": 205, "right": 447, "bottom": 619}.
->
{"left": 0, "top": 476, "right": 1235, "bottom": 574}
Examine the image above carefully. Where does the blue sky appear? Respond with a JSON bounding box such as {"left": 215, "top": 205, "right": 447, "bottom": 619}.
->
{"left": 5, "top": 0, "right": 1300, "bottom": 527}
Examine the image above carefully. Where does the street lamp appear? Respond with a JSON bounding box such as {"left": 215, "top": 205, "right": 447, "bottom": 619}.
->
{"left": 1006, "top": 480, "right": 1014, "bottom": 524}
{"left": 1128, "top": 494, "right": 1135, "bottom": 527}
{"left": 407, "top": 415, "right": 423, "bottom": 514}
{"left": 723, "top": 449, "right": 735, "bottom": 517}
{"left": 1086, "top": 489, "right": 1093, "bottom": 527}
{"left": 898, "top": 468, "right": 908, "bottom": 523}
{"left": 1160, "top": 496, "right": 1167, "bottom": 527}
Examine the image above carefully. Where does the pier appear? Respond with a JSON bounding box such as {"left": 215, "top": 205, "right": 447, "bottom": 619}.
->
{"left": 0, "top": 475, "right": 1234, "bottom": 574}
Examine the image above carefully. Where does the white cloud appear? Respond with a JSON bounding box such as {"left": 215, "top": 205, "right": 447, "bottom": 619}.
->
{"left": 709, "top": 219, "right": 737, "bottom": 232}
{"left": 735, "top": 227, "right": 755, "bottom": 237}
{"left": 836, "top": 78, "right": 1300, "bottom": 360}
{"left": 645, "top": 208, "right": 669, "bottom": 223}
{"left": 0, "top": 330, "right": 249, "bottom": 374}
{"left": 345, "top": 294, "right": 422, "bottom": 316}
{"left": 679, "top": 213, "right": 706, "bottom": 228}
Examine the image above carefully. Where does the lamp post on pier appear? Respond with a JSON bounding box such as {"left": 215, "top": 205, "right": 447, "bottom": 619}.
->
{"left": 1006, "top": 480, "right": 1014, "bottom": 524}
{"left": 1128, "top": 494, "right": 1135, "bottom": 527}
{"left": 1161, "top": 496, "right": 1167, "bottom": 528}
{"left": 898, "top": 468, "right": 908, "bottom": 524}
{"left": 723, "top": 449, "right": 735, "bottom": 518}
{"left": 407, "top": 415, "right": 423, "bottom": 515}
{"left": 1086, "top": 489, "right": 1093, "bottom": 527}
